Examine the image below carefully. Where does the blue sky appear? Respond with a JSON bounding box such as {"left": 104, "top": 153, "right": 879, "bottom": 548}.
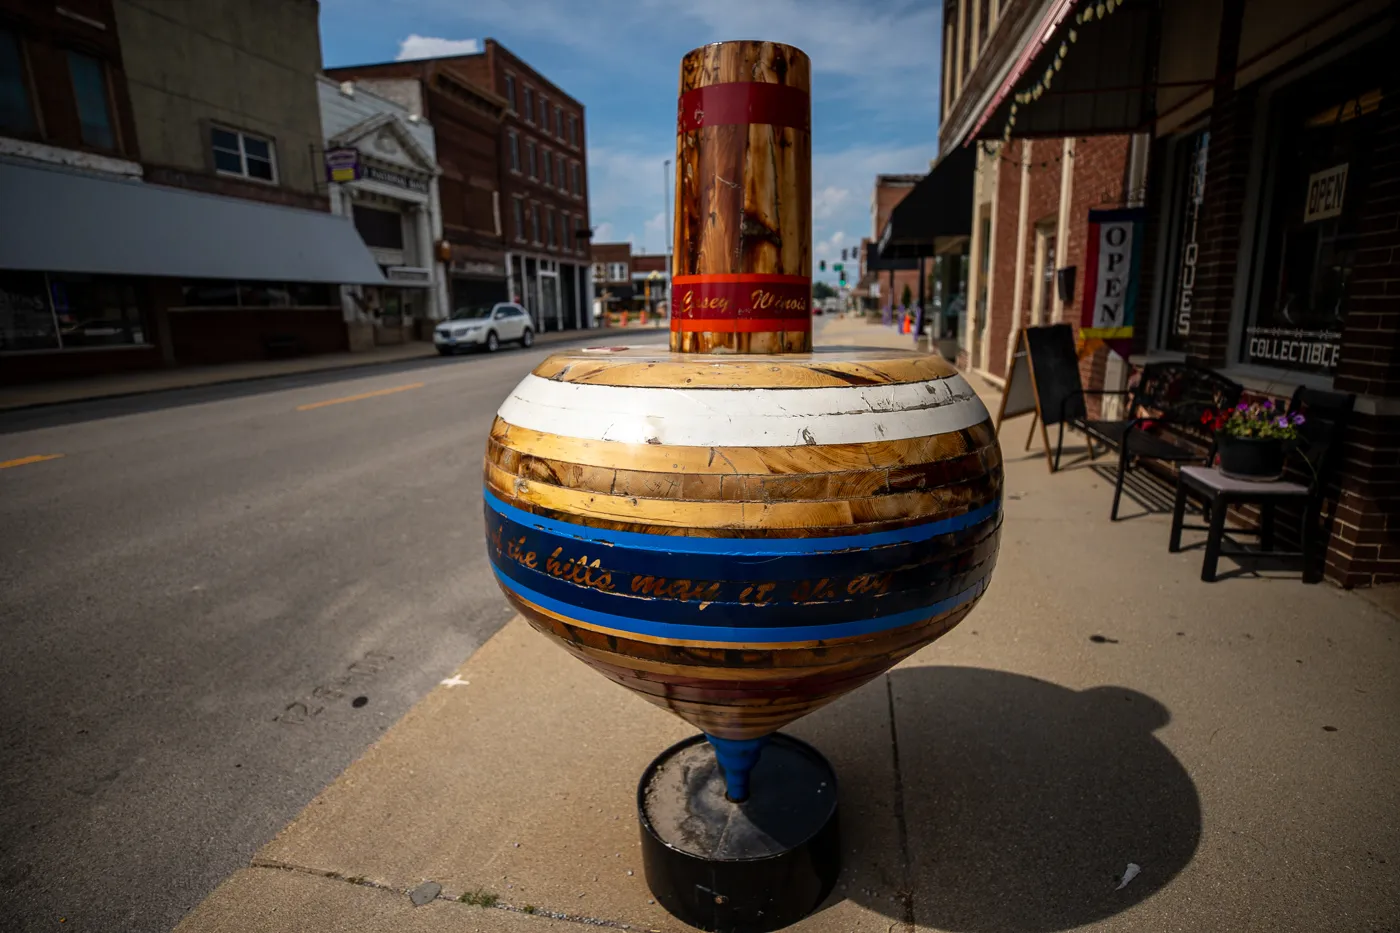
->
{"left": 320, "top": 0, "right": 944, "bottom": 282}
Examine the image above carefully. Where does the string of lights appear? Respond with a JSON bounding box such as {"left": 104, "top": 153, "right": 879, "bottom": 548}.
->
{"left": 1001, "top": 0, "right": 1125, "bottom": 143}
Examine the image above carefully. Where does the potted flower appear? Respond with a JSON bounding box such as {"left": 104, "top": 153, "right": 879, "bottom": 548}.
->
{"left": 1200, "top": 400, "right": 1305, "bottom": 481}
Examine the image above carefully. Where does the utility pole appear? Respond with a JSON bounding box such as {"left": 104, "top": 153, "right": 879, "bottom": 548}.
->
{"left": 663, "top": 159, "right": 672, "bottom": 321}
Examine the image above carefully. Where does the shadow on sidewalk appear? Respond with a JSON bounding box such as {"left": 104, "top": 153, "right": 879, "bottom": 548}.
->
{"left": 846, "top": 666, "right": 1201, "bottom": 932}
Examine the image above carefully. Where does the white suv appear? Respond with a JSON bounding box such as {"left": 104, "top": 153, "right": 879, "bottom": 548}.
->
{"left": 434, "top": 303, "right": 535, "bottom": 354}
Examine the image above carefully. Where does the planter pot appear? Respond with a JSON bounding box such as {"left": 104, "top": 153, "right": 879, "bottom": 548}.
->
{"left": 1217, "top": 435, "right": 1285, "bottom": 481}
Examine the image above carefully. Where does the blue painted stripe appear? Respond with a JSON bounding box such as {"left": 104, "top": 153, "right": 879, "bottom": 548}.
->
{"left": 484, "top": 488, "right": 1001, "bottom": 555}
{"left": 494, "top": 566, "right": 986, "bottom": 644}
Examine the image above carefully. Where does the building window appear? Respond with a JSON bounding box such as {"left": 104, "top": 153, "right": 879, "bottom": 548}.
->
{"left": 212, "top": 126, "right": 276, "bottom": 182}
{"left": 539, "top": 94, "right": 549, "bottom": 127}
{"left": 68, "top": 51, "right": 114, "bottom": 150}
{"left": 1, "top": 271, "right": 149, "bottom": 352}
{"left": 571, "top": 161, "right": 581, "bottom": 196}
{"left": 554, "top": 105, "right": 563, "bottom": 138}
{"left": 352, "top": 205, "right": 404, "bottom": 250}
{"left": 1241, "top": 61, "right": 1382, "bottom": 377}
{"left": 608, "top": 262, "right": 628, "bottom": 281}
{"left": 569, "top": 114, "right": 579, "bottom": 148}
{"left": 556, "top": 154, "right": 566, "bottom": 190}
{"left": 505, "top": 73, "right": 517, "bottom": 111}
{"left": 560, "top": 211, "right": 571, "bottom": 250}
{"left": 530, "top": 202, "right": 540, "bottom": 243}
{"left": 526, "top": 140, "right": 537, "bottom": 179}
{"left": 1034, "top": 224, "right": 1056, "bottom": 324}
{"left": 546, "top": 206, "right": 556, "bottom": 247}
{"left": 523, "top": 86, "right": 535, "bottom": 123}
{"left": 1159, "top": 130, "right": 1208, "bottom": 354}
{"left": 1, "top": 30, "right": 36, "bottom": 135}
{"left": 513, "top": 196, "right": 525, "bottom": 242}
{"left": 542, "top": 146, "right": 552, "bottom": 186}
{"left": 508, "top": 130, "right": 520, "bottom": 172}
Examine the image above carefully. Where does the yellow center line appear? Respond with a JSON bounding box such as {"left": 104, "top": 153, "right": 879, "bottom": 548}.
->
{"left": 0, "top": 454, "right": 65, "bottom": 470}
{"left": 296, "top": 382, "right": 425, "bottom": 412}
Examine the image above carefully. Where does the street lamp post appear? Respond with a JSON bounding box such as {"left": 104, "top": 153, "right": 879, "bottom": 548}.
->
{"left": 663, "top": 159, "right": 672, "bottom": 321}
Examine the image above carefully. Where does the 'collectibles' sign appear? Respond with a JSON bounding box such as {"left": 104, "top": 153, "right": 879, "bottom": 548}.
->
{"left": 1246, "top": 327, "right": 1342, "bottom": 371}
{"left": 324, "top": 147, "right": 360, "bottom": 183}
{"left": 1303, "top": 163, "right": 1348, "bottom": 223}
{"left": 1080, "top": 208, "right": 1144, "bottom": 355}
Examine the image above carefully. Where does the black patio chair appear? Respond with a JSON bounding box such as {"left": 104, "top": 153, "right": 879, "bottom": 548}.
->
{"left": 1168, "top": 385, "right": 1354, "bottom": 582}
{"left": 1055, "top": 362, "right": 1243, "bottom": 520}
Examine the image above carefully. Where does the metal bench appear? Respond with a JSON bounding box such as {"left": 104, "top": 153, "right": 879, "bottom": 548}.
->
{"left": 1168, "top": 386, "right": 1354, "bottom": 582}
{"left": 1055, "top": 361, "right": 1243, "bottom": 520}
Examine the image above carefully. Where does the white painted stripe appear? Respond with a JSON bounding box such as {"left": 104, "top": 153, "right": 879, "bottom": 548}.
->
{"left": 496, "top": 373, "right": 991, "bottom": 446}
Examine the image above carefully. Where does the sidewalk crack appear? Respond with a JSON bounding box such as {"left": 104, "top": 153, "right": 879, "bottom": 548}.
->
{"left": 886, "top": 673, "right": 916, "bottom": 932}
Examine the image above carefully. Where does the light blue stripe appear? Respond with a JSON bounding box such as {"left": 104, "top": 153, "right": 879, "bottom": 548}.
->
{"left": 494, "top": 566, "right": 986, "bottom": 643}
{"left": 484, "top": 489, "right": 1000, "bottom": 556}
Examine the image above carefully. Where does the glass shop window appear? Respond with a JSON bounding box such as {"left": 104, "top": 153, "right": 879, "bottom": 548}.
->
{"left": 1244, "top": 53, "right": 1384, "bottom": 376}
{"left": 1160, "top": 130, "right": 1208, "bottom": 354}
{"left": 1, "top": 272, "right": 147, "bottom": 351}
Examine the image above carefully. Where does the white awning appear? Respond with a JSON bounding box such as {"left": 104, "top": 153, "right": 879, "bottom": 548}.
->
{"left": 0, "top": 159, "right": 385, "bottom": 285}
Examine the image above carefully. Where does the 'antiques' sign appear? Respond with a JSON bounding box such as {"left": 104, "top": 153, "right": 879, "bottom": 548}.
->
{"left": 324, "top": 147, "right": 360, "bottom": 183}
{"left": 1080, "top": 208, "right": 1145, "bottom": 349}
{"left": 1303, "top": 163, "right": 1348, "bottom": 223}
{"left": 364, "top": 164, "right": 430, "bottom": 194}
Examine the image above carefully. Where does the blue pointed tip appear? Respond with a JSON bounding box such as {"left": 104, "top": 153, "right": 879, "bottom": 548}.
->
{"left": 705, "top": 734, "right": 771, "bottom": 802}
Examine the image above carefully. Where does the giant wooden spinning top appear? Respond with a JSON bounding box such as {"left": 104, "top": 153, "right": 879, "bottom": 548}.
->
{"left": 485, "top": 41, "right": 1001, "bottom": 933}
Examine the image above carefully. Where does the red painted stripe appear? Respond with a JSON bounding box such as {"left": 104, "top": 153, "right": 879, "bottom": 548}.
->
{"left": 673, "top": 318, "right": 811, "bottom": 333}
{"left": 672, "top": 273, "right": 811, "bottom": 285}
{"left": 672, "top": 279, "right": 811, "bottom": 321}
{"left": 678, "top": 83, "right": 810, "bottom": 133}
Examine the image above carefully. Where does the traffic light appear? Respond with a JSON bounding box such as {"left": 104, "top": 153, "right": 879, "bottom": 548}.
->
{"left": 819, "top": 259, "right": 826, "bottom": 271}
{"left": 841, "top": 248, "right": 847, "bottom": 261}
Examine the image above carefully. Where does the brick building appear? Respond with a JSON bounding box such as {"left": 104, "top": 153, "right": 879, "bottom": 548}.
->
{"left": 590, "top": 241, "right": 632, "bottom": 310}
{"left": 869, "top": 174, "right": 926, "bottom": 312}
{"left": 328, "top": 39, "right": 592, "bottom": 332}
{"left": 0, "top": 0, "right": 385, "bottom": 381}
{"left": 941, "top": 0, "right": 1398, "bottom": 587}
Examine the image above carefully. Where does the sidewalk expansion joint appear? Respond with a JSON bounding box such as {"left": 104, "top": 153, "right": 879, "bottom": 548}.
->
{"left": 249, "top": 857, "right": 654, "bottom": 930}
{"left": 885, "top": 673, "right": 916, "bottom": 933}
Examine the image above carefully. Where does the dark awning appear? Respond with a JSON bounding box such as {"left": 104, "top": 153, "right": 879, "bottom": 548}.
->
{"left": 876, "top": 144, "right": 974, "bottom": 260}
{"left": 971, "top": 0, "right": 1163, "bottom": 142}
{"left": 0, "top": 159, "right": 385, "bottom": 284}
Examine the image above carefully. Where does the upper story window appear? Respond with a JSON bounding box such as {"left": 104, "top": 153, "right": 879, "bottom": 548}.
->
{"left": 530, "top": 202, "right": 540, "bottom": 243}
{"left": 568, "top": 114, "right": 579, "bottom": 148}
{"left": 556, "top": 153, "right": 565, "bottom": 190}
{"left": 554, "top": 105, "right": 562, "bottom": 138}
{"left": 0, "top": 29, "right": 37, "bottom": 135}
{"left": 542, "top": 146, "right": 552, "bottom": 186}
{"left": 523, "top": 87, "right": 535, "bottom": 123}
{"left": 513, "top": 196, "right": 525, "bottom": 242}
{"left": 608, "top": 262, "right": 628, "bottom": 281}
{"left": 67, "top": 51, "right": 114, "bottom": 150}
{"left": 526, "top": 140, "right": 537, "bottom": 179}
{"left": 508, "top": 130, "right": 520, "bottom": 172}
{"left": 212, "top": 126, "right": 276, "bottom": 183}
{"left": 538, "top": 94, "right": 549, "bottom": 127}
{"left": 560, "top": 211, "right": 571, "bottom": 250}
{"left": 546, "top": 206, "right": 556, "bottom": 247}
{"left": 504, "top": 73, "right": 517, "bottom": 111}
{"left": 571, "top": 161, "right": 581, "bottom": 196}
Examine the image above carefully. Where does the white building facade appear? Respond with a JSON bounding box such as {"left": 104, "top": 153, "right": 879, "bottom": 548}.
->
{"left": 318, "top": 77, "right": 447, "bottom": 349}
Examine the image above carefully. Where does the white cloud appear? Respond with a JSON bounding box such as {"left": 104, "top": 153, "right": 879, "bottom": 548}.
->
{"left": 395, "top": 34, "right": 480, "bottom": 61}
{"left": 641, "top": 212, "right": 667, "bottom": 255}
{"left": 591, "top": 221, "right": 616, "bottom": 243}
{"left": 813, "top": 185, "right": 851, "bottom": 221}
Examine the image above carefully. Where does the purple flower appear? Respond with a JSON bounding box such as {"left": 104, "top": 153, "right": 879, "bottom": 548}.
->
{"left": 1276, "top": 416, "right": 1289, "bottom": 428}
{"left": 1236, "top": 402, "right": 1249, "bottom": 412}
{"left": 1263, "top": 399, "right": 1275, "bottom": 410}
{"left": 1291, "top": 413, "right": 1305, "bottom": 425}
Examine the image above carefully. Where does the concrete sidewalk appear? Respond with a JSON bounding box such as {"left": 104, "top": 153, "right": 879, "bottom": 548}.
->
{"left": 176, "top": 318, "right": 1400, "bottom": 933}
{"left": 0, "top": 325, "right": 662, "bottom": 412}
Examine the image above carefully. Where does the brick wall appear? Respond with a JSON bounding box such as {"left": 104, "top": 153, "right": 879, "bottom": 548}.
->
{"left": 987, "top": 145, "right": 1023, "bottom": 378}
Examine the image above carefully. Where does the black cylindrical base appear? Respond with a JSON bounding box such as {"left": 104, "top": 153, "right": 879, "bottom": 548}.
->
{"left": 637, "top": 733, "right": 840, "bottom": 933}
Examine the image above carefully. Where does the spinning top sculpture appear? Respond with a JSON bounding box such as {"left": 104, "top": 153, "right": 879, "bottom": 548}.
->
{"left": 485, "top": 41, "right": 1002, "bottom": 932}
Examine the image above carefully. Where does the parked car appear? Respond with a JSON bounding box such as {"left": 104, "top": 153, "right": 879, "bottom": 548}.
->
{"left": 434, "top": 303, "right": 534, "bottom": 354}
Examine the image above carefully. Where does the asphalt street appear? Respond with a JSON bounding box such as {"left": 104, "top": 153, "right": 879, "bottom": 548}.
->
{"left": 0, "top": 332, "right": 665, "bottom": 932}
